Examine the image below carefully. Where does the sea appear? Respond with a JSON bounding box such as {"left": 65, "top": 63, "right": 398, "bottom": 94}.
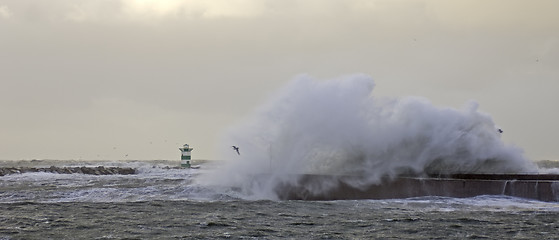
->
{"left": 1, "top": 160, "right": 558, "bottom": 239}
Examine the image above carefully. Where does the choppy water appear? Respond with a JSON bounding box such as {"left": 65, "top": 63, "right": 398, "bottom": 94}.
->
{"left": 1, "top": 160, "right": 558, "bottom": 239}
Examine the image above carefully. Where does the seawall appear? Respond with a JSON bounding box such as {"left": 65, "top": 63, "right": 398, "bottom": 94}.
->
{"left": 274, "top": 174, "right": 559, "bottom": 202}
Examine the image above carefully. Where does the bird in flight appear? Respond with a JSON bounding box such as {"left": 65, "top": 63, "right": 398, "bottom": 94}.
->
{"left": 232, "top": 146, "right": 240, "bottom": 155}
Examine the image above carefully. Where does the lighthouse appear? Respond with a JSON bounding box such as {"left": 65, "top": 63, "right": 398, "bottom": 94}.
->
{"left": 179, "top": 144, "right": 193, "bottom": 168}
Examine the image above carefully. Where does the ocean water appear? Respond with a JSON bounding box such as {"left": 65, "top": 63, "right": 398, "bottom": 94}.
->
{"left": 1, "top": 160, "right": 558, "bottom": 239}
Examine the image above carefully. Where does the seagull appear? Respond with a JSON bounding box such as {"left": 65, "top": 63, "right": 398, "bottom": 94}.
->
{"left": 232, "top": 146, "right": 240, "bottom": 155}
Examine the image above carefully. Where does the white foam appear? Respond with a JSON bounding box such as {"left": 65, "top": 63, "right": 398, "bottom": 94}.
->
{"left": 0, "top": 161, "right": 230, "bottom": 203}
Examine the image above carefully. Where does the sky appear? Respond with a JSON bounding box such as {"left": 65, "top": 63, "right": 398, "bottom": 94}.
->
{"left": 0, "top": 0, "right": 558, "bottom": 161}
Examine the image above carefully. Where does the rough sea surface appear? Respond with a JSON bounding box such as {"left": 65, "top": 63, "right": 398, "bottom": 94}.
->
{"left": 1, "top": 160, "right": 558, "bottom": 239}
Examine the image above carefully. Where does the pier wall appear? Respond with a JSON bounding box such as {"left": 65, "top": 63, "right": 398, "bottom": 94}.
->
{"left": 274, "top": 175, "right": 559, "bottom": 202}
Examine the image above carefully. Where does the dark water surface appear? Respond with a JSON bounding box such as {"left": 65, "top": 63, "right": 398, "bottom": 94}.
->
{"left": 1, "top": 160, "right": 558, "bottom": 239}
{"left": 1, "top": 199, "right": 558, "bottom": 239}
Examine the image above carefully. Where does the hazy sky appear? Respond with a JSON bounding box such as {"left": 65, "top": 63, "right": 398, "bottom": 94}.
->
{"left": 1, "top": 0, "right": 558, "bottom": 161}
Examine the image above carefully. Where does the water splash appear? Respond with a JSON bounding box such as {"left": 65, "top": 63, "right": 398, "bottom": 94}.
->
{"left": 203, "top": 74, "right": 538, "bottom": 199}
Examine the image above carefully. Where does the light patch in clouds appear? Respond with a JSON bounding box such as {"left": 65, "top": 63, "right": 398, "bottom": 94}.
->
{"left": 5, "top": 0, "right": 381, "bottom": 23}
{"left": 107, "top": 0, "right": 380, "bottom": 20}
{"left": 63, "top": 0, "right": 270, "bottom": 22}
{"left": 121, "top": 0, "right": 266, "bottom": 19}
{"left": 0, "top": 5, "right": 12, "bottom": 19}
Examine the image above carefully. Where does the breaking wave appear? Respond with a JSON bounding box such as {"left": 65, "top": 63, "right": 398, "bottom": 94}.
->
{"left": 202, "top": 74, "right": 538, "bottom": 199}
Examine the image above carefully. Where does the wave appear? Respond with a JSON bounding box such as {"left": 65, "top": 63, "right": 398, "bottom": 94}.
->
{"left": 201, "top": 74, "right": 539, "bottom": 199}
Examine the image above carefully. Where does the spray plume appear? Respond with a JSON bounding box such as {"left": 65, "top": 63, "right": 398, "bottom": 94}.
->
{"left": 202, "top": 74, "right": 538, "bottom": 199}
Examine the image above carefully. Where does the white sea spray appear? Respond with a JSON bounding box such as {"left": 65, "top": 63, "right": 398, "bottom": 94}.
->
{"left": 203, "top": 74, "right": 538, "bottom": 199}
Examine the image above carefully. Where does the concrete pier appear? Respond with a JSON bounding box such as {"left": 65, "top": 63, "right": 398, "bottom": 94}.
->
{"left": 274, "top": 174, "right": 559, "bottom": 202}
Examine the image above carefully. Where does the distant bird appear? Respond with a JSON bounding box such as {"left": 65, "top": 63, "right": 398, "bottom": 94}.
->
{"left": 498, "top": 129, "right": 503, "bottom": 133}
{"left": 232, "top": 146, "right": 240, "bottom": 155}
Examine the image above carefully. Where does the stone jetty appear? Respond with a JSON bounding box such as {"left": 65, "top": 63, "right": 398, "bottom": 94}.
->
{"left": 0, "top": 166, "right": 136, "bottom": 176}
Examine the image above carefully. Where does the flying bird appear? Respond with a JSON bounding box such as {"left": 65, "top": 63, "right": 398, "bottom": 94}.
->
{"left": 232, "top": 146, "right": 240, "bottom": 155}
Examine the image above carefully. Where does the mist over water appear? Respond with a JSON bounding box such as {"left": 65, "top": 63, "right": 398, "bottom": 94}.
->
{"left": 203, "top": 74, "right": 538, "bottom": 199}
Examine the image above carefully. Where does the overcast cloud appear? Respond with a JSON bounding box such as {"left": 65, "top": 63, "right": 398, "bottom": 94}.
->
{"left": 1, "top": 0, "right": 558, "bottom": 160}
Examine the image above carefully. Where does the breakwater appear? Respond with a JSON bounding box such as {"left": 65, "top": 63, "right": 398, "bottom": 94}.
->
{"left": 274, "top": 174, "right": 559, "bottom": 202}
{"left": 0, "top": 166, "right": 136, "bottom": 176}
